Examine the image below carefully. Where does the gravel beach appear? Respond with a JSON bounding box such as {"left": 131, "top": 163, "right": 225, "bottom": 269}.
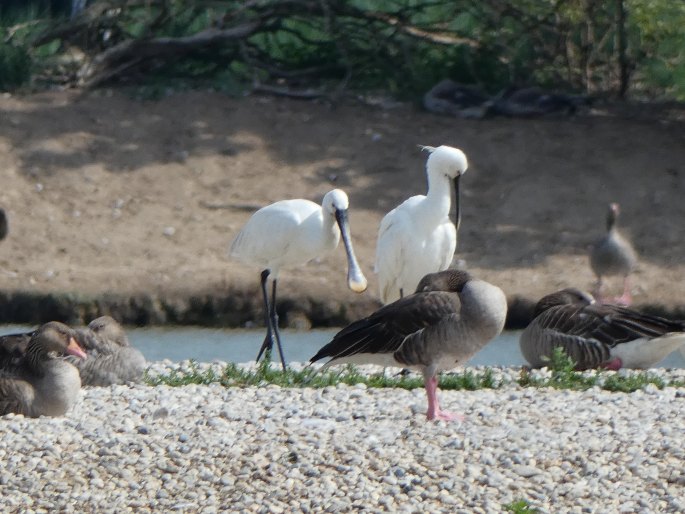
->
{"left": 1, "top": 362, "right": 684, "bottom": 514}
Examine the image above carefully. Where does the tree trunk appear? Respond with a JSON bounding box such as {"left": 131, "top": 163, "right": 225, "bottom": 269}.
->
{"left": 615, "top": 0, "right": 629, "bottom": 98}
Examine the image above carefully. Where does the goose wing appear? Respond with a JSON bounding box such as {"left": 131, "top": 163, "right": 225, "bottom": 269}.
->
{"left": 529, "top": 303, "right": 685, "bottom": 369}
{"left": 528, "top": 304, "right": 612, "bottom": 368}
{"left": 311, "top": 291, "right": 460, "bottom": 363}
{"left": 0, "top": 332, "right": 33, "bottom": 369}
{"left": 579, "top": 304, "right": 685, "bottom": 347}
{"left": 70, "top": 347, "right": 146, "bottom": 386}
{"left": 0, "top": 376, "right": 34, "bottom": 416}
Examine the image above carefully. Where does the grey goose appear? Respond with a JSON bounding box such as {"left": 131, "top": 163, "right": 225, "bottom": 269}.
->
{"left": 310, "top": 269, "right": 507, "bottom": 421}
{"left": 520, "top": 288, "right": 685, "bottom": 370}
{"left": 69, "top": 316, "right": 146, "bottom": 386}
{"left": 0, "top": 321, "right": 86, "bottom": 417}
{"left": 589, "top": 202, "right": 638, "bottom": 306}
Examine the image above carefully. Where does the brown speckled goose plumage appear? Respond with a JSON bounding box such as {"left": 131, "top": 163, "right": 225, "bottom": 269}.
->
{"left": 311, "top": 269, "right": 507, "bottom": 421}
{"left": 0, "top": 322, "right": 86, "bottom": 417}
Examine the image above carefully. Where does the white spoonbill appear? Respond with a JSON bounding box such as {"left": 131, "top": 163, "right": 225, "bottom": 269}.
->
{"left": 310, "top": 269, "right": 507, "bottom": 421}
{"left": 230, "top": 189, "right": 367, "bottom": 370}
{"left": 375, "top": 145, "right": 468, "bottom": 304}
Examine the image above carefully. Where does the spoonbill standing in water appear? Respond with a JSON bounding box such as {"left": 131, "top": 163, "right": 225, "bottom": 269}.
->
{"left": 310, "top": 269, "right": 507, "bottom": 421}
{"left": 375, "top": 145, "right": 468, "bottom": 304}
{"left": 230, "top": 189, "right": 367, "bottom": 370}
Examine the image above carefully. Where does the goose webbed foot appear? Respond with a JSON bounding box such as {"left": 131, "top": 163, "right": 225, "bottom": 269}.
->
{"left": 426, "top": 408, "right": 465, "bottom": 422}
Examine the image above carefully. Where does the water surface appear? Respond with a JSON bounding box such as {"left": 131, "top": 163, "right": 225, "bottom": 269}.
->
{"left": 4, "top": 325, "right": 682, "bottom": 368}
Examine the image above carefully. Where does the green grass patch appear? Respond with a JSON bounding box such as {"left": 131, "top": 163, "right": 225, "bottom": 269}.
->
{"left": 145, "top": 358, "right": 502, "bottom": 391}
{"left": 504, "top": 499, "right": 539, "bottom": 514}
{"left": 145, "top": 348, "right": 684, "bottom": 392}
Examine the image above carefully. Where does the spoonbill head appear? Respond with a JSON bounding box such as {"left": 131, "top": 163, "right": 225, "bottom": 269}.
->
{"left": 230, "top": 188, "right": 367, "bottom": 370}
{"left": 311, "top": 268, "right": 507, "bottom": 421}
{"left": 375, "top": 145, "right": 468, "bottom": 304}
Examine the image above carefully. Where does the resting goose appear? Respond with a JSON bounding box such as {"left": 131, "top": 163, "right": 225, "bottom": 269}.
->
{"left": 0, "top": 321, "right": 86, "bottom": 417}
{"left": 69, "top": 316, "right": 146, "bottom": 386}
{"left": 519, "top": 288, "right": 685, "bottom": 370}
{"left": 589, "top": 203, "right": 638, "bottom": 306}
{"left": 311, "top": 269, "right": 507, "bottom": 421}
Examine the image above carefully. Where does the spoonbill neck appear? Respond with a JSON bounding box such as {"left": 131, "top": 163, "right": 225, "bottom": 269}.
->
{"left": 424, "top": 171, "right": 453, "bottom": 218}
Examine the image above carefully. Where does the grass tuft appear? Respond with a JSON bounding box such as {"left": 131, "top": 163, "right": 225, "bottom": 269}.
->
{"left": 504, "top": 499, "right": 539, "bottom": 513}
{"left": 145, "top": 351, "right": 684, "bottom": 392}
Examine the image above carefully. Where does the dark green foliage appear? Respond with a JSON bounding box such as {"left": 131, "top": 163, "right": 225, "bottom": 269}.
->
{"left": 6, "top": 0, "right": 685, "bottom": 100}
{"left": 0, "top": 42, "right": 31, "bottom": 91}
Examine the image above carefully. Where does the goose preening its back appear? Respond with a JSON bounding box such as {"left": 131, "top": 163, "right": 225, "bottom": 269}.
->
{"left": 70, "top": 316, "right": 146, "bottom": 386}
{"left": 0, "top": 322, "right": 86, "bottom": 417}
{"left": 230, "top": 189, "right": 367, "bottom": 370}
{"left": 589, "top": 203, "right": 638, "bottom": 306}
{"left": 310, "top": 269, "right": 507, "bottom": 421}
{"left": 519, "top": 288, "right": 685, "bottom": 370}
{"left": 375, "top": 145, "right": 468, "bottom": 304}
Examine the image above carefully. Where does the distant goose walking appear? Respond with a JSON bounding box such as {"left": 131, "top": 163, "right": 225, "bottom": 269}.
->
{"left": 231, "top": 189, "right": 367, "bottom": 370}
{"left": 375, "top": 145, "right": 468, "bottom": 304}
{"left": 311, "top": 269, "right": 507, "bottom": 421}
{"left": 589, "top": 203, "right": 638, "bottom": 306}
{"left": 70, "top": 316, "right": 146, "bottom": 386}
{"left": 0, "top": 322, "right": 87, "bottom": 417}
{"left": 519, "top": 288, "right": 685, "bottom": 370}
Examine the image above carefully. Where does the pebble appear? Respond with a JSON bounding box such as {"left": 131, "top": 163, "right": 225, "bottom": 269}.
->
{"left": 0, "top": 362, "right": 683, "bottom": 512}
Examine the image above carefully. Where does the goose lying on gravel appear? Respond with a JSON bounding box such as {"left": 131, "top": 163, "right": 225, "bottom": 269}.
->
{"left": 0, "top": 321, "right": 86, "bottom": 417}
{"left": 311, "top": 269, "right": 507, "bottom": 421}
{"left": 589, "top": 202, "right": 638, "bottom": 306}
{"left": 519, "top": 288, "right": 685, "bottom": 370}
{"left": 70, "top": 316, "right": 146, "bottom": 386}
{"left": 1, "top": 316, "right": 146, "bottom": 387}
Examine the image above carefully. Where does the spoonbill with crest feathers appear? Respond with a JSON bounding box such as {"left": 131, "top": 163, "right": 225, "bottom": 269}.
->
{"left": 375, "top": 145, "right": 468, "bottom": 304}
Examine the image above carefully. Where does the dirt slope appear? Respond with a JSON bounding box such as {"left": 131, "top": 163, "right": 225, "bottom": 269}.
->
{"left": 0, "top": 90, "right": 683, "bottom": 326}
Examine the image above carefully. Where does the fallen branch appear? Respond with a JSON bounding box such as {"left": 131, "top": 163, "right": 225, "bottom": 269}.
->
{"left": 80, "top": 21, "right": 264, "bottom": 88}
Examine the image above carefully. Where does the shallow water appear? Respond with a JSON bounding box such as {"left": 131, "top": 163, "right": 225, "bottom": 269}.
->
{"left": 2, "top": 325, "right": 684, "bottom": 368}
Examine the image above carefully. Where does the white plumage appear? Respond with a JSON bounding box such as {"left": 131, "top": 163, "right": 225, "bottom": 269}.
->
{"left": 375, "top": 145, "right": 468, "bottom": 304}
{"left": 230, "top": 189, "right": 367, "bottom": 369}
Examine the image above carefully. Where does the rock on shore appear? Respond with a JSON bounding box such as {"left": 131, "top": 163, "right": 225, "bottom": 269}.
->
{"left": 1, "top": 362, "right": 684, "bottom": 513}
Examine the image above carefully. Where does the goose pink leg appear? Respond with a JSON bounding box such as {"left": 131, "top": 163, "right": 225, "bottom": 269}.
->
{"left": 424, "top": 375, "right": 464, "bottom": 422}
{"left": 612, "top": 276, "right": 633, "bottom": 307}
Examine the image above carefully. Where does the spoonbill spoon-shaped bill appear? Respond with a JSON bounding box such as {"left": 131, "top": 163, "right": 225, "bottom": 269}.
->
{"left": 310, "top": 269, "right": 507, "bottom": 421}
{"left": 230, "top": 189, "right": 367, "bottom": 370}
{"left": 519, "top": 288, "right": 685, "bottom": 370}
{"left": 375, "top": 145, "right": 468, "bottom": 304}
